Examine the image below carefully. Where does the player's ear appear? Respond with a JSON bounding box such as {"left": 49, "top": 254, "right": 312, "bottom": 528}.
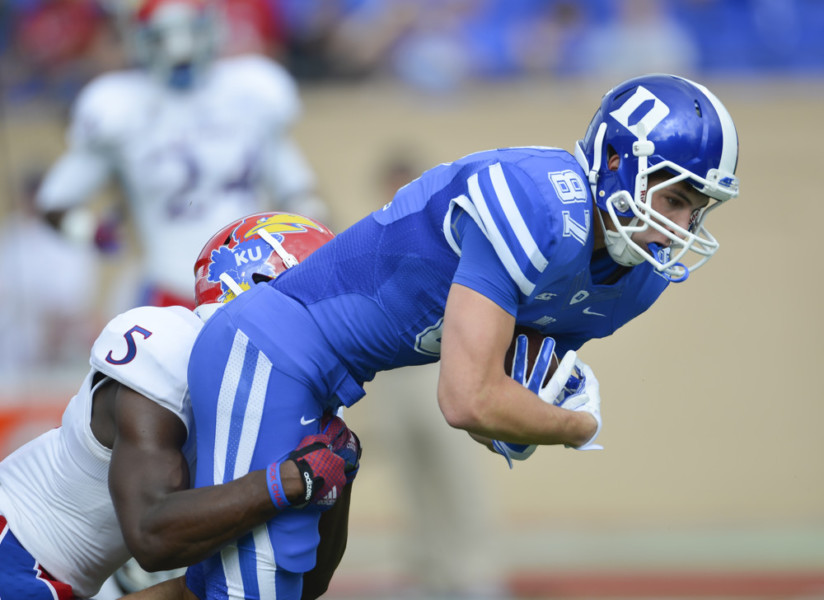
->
{"left": 607, "top": 150, "right": 620, "bottom": 171}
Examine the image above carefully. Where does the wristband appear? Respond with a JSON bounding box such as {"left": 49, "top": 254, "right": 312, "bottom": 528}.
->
{"left": 266, "top": 462, "right": 292, "bottom": 510}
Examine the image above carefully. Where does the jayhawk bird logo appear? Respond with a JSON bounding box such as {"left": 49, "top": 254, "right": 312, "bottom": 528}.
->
{"left": 205, "top": 213, "right": 327, "bottom": 302}
{"left": 207, "top": 236, "right": 279, "bottom": 302}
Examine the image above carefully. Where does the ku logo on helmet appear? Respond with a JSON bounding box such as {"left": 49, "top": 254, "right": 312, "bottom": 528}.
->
{"left": 209, "top": 214, "right": 329, "bottom": 302}
{"left": 208, "top": 237, "right": 277, "bottom": 301}
{"left": 194, "top": 211, "right": 336, "bottom": 306}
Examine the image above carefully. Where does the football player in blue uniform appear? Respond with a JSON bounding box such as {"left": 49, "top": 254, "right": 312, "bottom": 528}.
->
{"left": 186, "top": 73, "right": 740, "bottom": 600}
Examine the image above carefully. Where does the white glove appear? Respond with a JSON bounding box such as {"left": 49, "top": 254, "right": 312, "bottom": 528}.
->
{"left": 537, "top": 349, "right": 579, "bottom": 405}
{"left": 555, "top": 357, "right": 603, "bottom": 451}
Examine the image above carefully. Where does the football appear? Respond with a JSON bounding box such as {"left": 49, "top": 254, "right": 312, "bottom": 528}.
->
{"left": 504, "top": 326, "right": 559, "bottom": 386}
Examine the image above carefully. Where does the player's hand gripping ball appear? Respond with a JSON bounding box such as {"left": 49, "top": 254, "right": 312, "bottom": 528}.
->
{"left": 494, "top": 327, "right": 561, "bottom": 467}
{"left": 503, "top": 326, "right": 560, "bottom": 386}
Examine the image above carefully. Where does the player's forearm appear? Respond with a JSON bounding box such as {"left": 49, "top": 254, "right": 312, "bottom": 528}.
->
{"left": 126, "top": 464, "right": 303, "bottom": 571}
{"left": 442, "top": 377, "right": 596, "bottom": 448}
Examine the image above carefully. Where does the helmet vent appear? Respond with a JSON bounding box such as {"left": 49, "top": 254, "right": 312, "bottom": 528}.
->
{"left": 694, "top": 100, "right": 702, "bottom": 117}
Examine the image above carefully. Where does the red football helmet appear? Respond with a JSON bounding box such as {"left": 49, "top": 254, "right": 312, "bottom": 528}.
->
{"left": 194, "top": 211, "right": 335, "bottom": 306}
{"left": 128, "top": 0, "right": 221, "bottom": 89}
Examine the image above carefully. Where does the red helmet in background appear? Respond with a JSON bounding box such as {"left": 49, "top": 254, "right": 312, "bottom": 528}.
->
{"left": 128, "top": 0, "right": 221, "bottom": 89}
{"left": 194, "top": 211, "right": 335, "bottom": 306}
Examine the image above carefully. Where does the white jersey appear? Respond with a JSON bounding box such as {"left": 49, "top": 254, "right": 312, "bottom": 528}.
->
{"left": 0, "top": 305, "right": 202, "bottom": 598}
{"left": 37, "top": 55, "right": 322, "bottom": 299}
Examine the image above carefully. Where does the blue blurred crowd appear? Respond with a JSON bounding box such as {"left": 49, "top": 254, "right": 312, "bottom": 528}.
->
{"left": 1, "top": 0, "right": 823, "bottom": 104}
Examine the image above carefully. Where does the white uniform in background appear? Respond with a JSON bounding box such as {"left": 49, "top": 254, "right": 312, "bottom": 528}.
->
{"left": 0, "top": 210, "right": 99, "bottom": 376}
{"left": 37, "top": 54, "right": 325, "bottom": 305}
{"left": 0, "top": 306, "right": 201, "bottom": 599}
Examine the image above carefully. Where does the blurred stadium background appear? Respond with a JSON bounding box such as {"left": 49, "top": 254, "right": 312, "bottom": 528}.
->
{"left": 1, "top": 1, "right": 823, "bottom": 598}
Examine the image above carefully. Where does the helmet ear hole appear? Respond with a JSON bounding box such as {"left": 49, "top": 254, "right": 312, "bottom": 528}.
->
{"left": 606, "top": 146, "right": 621, "bottom": 171}
{"left": 251, "top": 273, "right": 273, "bottom": 284}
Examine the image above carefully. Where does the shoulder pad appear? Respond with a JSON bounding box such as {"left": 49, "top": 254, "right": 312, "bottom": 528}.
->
{"left": 213, "top": 56, "right": 301, "bottom": 126}
{"left": 452, "top": 150, "right": 592, "bottom": 296}
{"left": 90, "top": 306, "right": 202, "bottom": 421}
{"left": 69, "top": 70, "right": 153, "bottom": 149}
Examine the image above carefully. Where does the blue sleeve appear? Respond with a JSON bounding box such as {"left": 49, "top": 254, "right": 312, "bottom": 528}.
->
{"left": 452, "top": 215, "right": 520, "bottom": 316}
{"left": 451, "top": 159, "right": 560, "bottom": 299}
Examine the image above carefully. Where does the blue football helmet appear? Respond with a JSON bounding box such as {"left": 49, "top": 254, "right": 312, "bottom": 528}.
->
{"left": 574, "top": 74, "right": 739, "bottom": 280}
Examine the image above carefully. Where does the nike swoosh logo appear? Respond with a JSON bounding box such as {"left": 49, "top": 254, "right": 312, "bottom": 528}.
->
{"left": 300, "top": 416, "right": 317, "bottom": 425}
{"left": 582, "top": 307, "right": 606, "bottom": 317}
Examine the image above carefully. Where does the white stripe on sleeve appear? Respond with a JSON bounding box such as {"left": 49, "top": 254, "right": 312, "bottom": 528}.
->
{"left": 467, "top": 169, "right": 535, "bottom": 296}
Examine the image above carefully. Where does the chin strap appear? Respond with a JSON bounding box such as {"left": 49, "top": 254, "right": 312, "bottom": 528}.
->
{"left": 218, "top": 272, "right": 244, "bottom": 297}
{"left": 258, "top": 228, "right": 299, "bottom": 269}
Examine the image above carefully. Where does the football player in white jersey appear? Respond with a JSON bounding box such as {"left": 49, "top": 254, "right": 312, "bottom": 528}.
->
{"left": 36, "top": 0, "right": 328, "bottom": 310}
{"left": 0, "top": 212, "right": 358, "bottom": 600}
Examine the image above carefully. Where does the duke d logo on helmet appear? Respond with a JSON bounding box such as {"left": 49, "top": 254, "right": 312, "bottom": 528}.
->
{"left": 609, "top": 86, "right": 670, "bottom": 138}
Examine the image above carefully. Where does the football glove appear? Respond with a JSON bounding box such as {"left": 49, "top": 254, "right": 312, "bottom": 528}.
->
{"left": 321, "top": 413, "right": 362, "bottom": 484}
{"left": 555, "top": 357, "right": 603, "bottom": 451}
{"left": 493, "top": 336, "right": 603, "bottom": 465}
{"left": 493, "top": 334, "right": 577, "bottom": 468}
{"left": 267, "top": 433, "right": 346, "bottom": 511}
{"left": 492, "top": 439, "right": 537, "bottom": 468}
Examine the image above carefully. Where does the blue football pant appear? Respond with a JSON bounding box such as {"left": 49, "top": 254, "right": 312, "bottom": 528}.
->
{"left": 187, "top": 291, "right": 345, "bottom": 600}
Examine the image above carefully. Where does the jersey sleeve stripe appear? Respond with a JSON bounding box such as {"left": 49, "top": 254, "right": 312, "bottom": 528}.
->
{"left": 488, "top": 162, "right": 549, "bottom": 272}
{"left": 466, "top": 170, "right": 536, "bottom": 296}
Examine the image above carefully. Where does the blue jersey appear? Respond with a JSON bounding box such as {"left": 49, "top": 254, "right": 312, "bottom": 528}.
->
{"left": 273, "top": 146, "right": 669, "bottom": 382}
{"left": 187, "top": 146, "right": 671, "bottom": 594}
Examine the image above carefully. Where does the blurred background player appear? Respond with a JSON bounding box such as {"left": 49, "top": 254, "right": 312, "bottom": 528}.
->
{"left": 0, "top": 168, "right": 100, "bottom": 381}
{"left": 35, "top": 0, "right": 328, "bottom": 315}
